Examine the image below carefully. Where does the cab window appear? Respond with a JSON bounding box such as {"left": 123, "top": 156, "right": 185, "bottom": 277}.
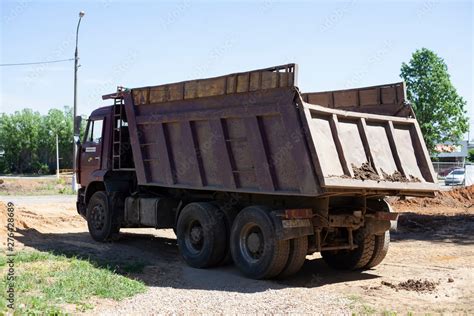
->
{"left": 85, "top": 119, "right": 104, "bottom": 144}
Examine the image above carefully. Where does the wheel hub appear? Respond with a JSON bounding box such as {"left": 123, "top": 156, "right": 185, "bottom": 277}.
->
{"left": 190, "top": 225, "right": 203, "bottom": 244}
{"left": 185, "top": 220, "right": 204, "bottom": 253}
{"left": 240, "top": 224, "right": 264, "bottom": 261}
{"left": 92, "top": 204, "right": 105, "bottom": 230}
{"left": 247, "top": 232, "right": 262, "bottom": 254}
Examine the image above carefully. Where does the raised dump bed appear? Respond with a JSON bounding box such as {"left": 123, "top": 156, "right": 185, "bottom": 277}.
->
{"left": 77, "top": 63, "right": 440, "bottom": 280}
{"left": 118, "top": 63, "right": 437, "bottom": 197}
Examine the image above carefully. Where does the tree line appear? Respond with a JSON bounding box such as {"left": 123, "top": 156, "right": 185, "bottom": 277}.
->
{"left": 0, "top": 48, "right": 469, "bottom": 174}
{"left": 0, "top": 106, "right": 81, "bottom": 174}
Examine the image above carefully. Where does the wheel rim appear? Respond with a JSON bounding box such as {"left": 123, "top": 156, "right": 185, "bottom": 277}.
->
{"left": 91, "top": 203, "right": 106, "bottom": 231}
{"left": 185, "top": 220, "right": 204, "bottom": 254}
{"left": 239, "top": 222, "right": 264, "bottom": 263}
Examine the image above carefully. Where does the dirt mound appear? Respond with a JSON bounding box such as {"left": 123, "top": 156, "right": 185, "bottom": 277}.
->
{"left": 352, "top": 162, "right": 379, "bottom": 181}
{"left": 381, "top": 169, "right": 408, "bottom": 182}
{"left": 0, "top": 201, "right": 84, "bottom": 244}
{"left": 0, "top": 201, "right": 30, "bottom": 233}
{"left": 350, "top": 163, "right": 421, "bottom": 183}
{"left": 382, "top": 279, "right": 439, "bottom": 292}
{"left": 394, "top": 185, "right": 474, "bottom": 209}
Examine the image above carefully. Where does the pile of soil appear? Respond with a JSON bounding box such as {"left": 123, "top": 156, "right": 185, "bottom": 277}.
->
{"left": 351, "top": 163, "right": 420, "bottom": 183}
{"left": 0, "top": 201, "right": 30, "bottom": 234}
{"left": 381, "top": 169, "right": 408, "bottom": 182}
{"left": 394, "top": 185, "right": 474, "bottom": 209}
{"left": 352, "top": 162, "right": 379, "bottom": 181}
{"left": 0, "top": 201, "right": 84, "bottom": 248}
{"left": 382, "top": 279, "right": 439, "bottom": 292}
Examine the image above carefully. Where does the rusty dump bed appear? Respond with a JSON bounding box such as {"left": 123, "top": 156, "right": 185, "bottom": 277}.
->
{"left": 119, "top": 63, "right": 438, "bottom": 197}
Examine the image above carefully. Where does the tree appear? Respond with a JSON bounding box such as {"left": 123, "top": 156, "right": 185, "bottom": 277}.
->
{"left": 469, "top": 148, "right": 474, "bottom": 163}
{"left": 400, "top": 48, "right": 468, "bottom": 152}
{"left": 0, "top": 109, "right": 43, "bottom": 173}
{"left": 40, "top": 106, "right": 74, "bottom": 170}
{"left": 0, "top": 106, "right": 80, "bottom": 174}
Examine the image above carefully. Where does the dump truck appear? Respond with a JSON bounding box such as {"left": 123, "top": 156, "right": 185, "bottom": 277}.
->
{"left": 75, "top": 63, "right": 438, "bottom": 279}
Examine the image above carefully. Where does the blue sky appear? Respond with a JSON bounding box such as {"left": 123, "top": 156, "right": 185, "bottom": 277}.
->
{"left": 1, "top": 0, "right": 472, "bottom": 137}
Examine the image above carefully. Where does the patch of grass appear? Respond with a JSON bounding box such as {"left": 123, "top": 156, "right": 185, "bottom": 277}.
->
{"left": 58, "top": 186, "right": 74, "bottom": 194}
{"left": 348, "top": 295, "right": 376, "bottom": 315}
{"left": 113, "top": 261, "right": 147, "bottom": 274}
{"left": 0, "top": 251, "right": 146, "bottom": 314}
{"left": 360, "top": 304, "right": 377, "bottom": 315}
{"left": 14, "top": 251, "right": 56, "bottom": 263}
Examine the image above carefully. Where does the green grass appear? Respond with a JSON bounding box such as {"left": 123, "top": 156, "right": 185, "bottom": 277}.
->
{"left": 0, "top": 251, "right": 146, "bottom": 314}
{"left": 348, "top": 295, "right": 377, "bottom": 316}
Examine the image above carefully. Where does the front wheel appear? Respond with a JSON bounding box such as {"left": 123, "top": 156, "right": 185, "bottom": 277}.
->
{"left": 87, "top": 191, "right": 120, "bottom": 242}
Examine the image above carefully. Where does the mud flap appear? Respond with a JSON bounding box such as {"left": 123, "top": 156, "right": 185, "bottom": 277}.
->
{"left": 364, "top": 218, "right": 391, "bottom": 235}
{"left": 270, "top": 212, "right": 313, "bottom": 240}
{"left": 386, "top": 202, "right": 398, "bottom": 231}
{"left": 365, "top": 210, "right": 399, "bottom": 235}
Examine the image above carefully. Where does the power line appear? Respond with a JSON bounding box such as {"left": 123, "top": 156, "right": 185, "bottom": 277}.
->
{"left": 0, "top": 58, "right": 74, "bottom": 67}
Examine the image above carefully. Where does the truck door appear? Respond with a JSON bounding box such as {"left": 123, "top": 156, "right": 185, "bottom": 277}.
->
{"left": 80, "top": 118, "right": 104, "bottom": 186}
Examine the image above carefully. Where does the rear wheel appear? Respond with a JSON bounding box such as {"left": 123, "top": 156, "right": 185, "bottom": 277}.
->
{"left": 230, "top": 206, "right": 290, "bottom": 279}
{"left": 278, "top": 236, "right": 308, "bottom": 278}
{"left": 87, "top": 191, "right": 121, "bottom": 242}
{"left": 176, "top": 202, "right": 226, "bottom": 268}
{"left": 321, "top": 230, "right": 375, "bottom": 270}
{"left": 215, "top": 205, "right": 239, "bottom": 266}
{"left": 365, "top": 231, "right": 390, "bottom": 268}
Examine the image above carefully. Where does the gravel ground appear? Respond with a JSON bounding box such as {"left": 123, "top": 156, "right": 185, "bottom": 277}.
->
{"left": 2, "top": 193, "right": 473, "bottom": 315}
{"left": 94, "top": 273, "right": 350, "bottom": 315}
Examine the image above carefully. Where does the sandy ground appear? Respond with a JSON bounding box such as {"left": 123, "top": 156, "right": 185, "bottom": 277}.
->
{"left": 0, "top": 176, "right": 73, "bottom": 195}
{"left": 1, "top": 194, "right": 473, "bottom": 315}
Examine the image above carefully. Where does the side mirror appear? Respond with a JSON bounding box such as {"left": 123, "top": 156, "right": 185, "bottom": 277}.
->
{"left": 74, "top": 116, "right": 82, "bottom": 136}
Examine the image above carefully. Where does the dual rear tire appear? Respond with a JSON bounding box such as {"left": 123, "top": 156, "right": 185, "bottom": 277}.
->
{"left": 321, "top": 230, "right": 390, "bottom": 270}
{"left": 177, "top": 204, "right": 308, "bottom": 279}
{"left": 176, "top": 202, "right": 227, "bottom": 268}
{"left": 230, "top": 206, "right": 290, "bottom": 279}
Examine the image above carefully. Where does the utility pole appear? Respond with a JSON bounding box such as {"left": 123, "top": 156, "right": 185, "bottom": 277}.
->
{"left": 56, "top": 133, "right": 60, "bottom": 180}
{"left": 72, "top": 11, "right": 85, "bottom": 191}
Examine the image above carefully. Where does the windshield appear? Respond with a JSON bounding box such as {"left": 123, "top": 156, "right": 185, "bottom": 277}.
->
{"left": 450, "top": 170, "right": 464, "bottom": 175}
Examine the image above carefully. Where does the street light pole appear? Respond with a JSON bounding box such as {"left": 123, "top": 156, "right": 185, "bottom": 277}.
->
{"left": 56, "top": 133, "right": 60, "bottom": 180}
{"left": 72, "top": 11, "right": 85, "bottom": 192}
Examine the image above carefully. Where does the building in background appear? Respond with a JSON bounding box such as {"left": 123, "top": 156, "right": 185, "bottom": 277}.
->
{"left": 431, "top": 140, "right": 468, "bottom": 178}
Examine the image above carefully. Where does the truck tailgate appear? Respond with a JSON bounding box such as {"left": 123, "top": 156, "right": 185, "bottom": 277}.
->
{"left": 300, "top": 101, "right": 438, "bottom": 193}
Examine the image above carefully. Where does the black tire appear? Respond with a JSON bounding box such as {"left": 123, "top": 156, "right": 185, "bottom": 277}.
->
{"left": 215, "top": 204, "right": 239, "bottom": 266}
{"left": 230, "top": 206, "right": 290, "bottom": 279}
{"left": 176, "top": 202, "right": 226, "bottom": 268}
{"left": 321, "top": 230, "right": 375, "bottom": 270}
{"left": 278, "top": 236, "right": 308, "bottom": 278}
{"left": 87, "top": 191, "right": 121, "bottom": 242}
{"left": 365, "top": 231, "right": 390, "bottom": 269}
